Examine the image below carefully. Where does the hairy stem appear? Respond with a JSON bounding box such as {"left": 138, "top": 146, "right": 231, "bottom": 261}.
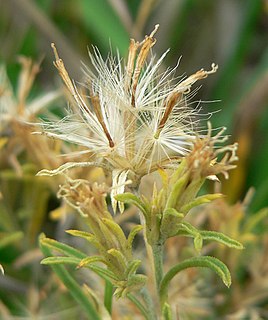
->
{"left": 152, "top": 243, "right": 164, "bottom": 290}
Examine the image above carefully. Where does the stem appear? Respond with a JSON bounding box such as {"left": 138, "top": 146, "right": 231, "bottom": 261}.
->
{"left": 152, "top": 243, "right": 164, "bottom": 290}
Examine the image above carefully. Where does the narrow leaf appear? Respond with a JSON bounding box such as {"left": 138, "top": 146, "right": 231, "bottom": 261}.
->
{"left": 160, "top": 256, "right": 231, "bottom": 306}
{"left": 104, "top": 280, "right": 113, "bottom": 315}
{"left": 41, "top": 256, "right": 80, "bottom": 265}
{"left": 40, "top": 237, "right": 86, "bottom": 259}
{"left": 162, "top": 303, "right": 172, "bottom": 320}
{"left": 127, "top": 225, "right": 143, "bottom": 250}
{"left": 200, "top": 231, "right": 244, "bottom": 249}
{"left": 87, "top": 264, "right": 118, "bottom": 282}
{"left": 107, "top": 248, "right": 127, "bottom": 269}
{"left": 66, "top": 229, "right": 106, "bottom": 252}
{"left": 78, "top": 256, "right": 106, "bottom": 268}
{"left": 176, "top": 221, "right": 199, "bottom": 237}
{"left": 161, "top": 208, "right": 184, "bottom": 238}
{"left": 39, "top": 234, "right": 100, "bottom": 320}
{"left": 127, "top": 294, "right": 150, "bottom": 320}
{"left": 165, "top": 173, "right": 189, "bottom": 209}
{"left": 102, "top": 218, "right": 127, "bottom": 247}
{"left": 180, "top": 193, "right": 223, "bottom": 213}
{"left": 115, "top": 193, "right": 149, "bottom": 218}
{"left": 125, "top": 260, "right": 141, "bottom": 277}
{"left": 194, "top": 234, "right": 203, "bottom": 252}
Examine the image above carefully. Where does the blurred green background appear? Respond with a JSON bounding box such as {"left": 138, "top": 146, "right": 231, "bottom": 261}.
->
{"left": 0, "top": 0, "right": 268, "bottom": 318}
{"left": 1, "top": 0, "right": 268, "bottom": 210}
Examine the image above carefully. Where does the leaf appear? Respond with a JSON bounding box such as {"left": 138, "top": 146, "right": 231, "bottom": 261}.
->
{"left": 78, "top": 256, "right": 106, "bottom": 269}
{"left": 66, "top": 229, "right": 106, "bottom": 252}
{"left": 176, "top": 223, "right": 244, "bottom": 250}
{"left": 107, "top": 248, "right": 127, "bottom": 269}
{"left": 162, "top": 303, "right": 172, "bottom": 320}
{"left": 176, "top": 221, "right": 199, "bottom": 237}
{"left": 125, "top": 260, "right": 141, "bottom": 277}
{"left": 165, "top": 173, "right": 189, "bottom": 209}
{"left": 200, "top": 231, "right": 244, "bottom": 250}
{"left": 104, "top": 280, "right": 113, "bottom": 315}
{"left": 127, "top": 293, "right": 150, "bottom": 320}
{"left": 159, "top": 256, "right": 231, "bottom": 306}
{"left": 87, "top": 264, "right": 118, "bottom": 282}
{"left": 160, "top": 208, "right": 184, "bottom": 238}
{"left": 194, "top": 234, "right": 203, "bottom": 252}
{"left": 66, "top": 229, "right": 94, "bottom": 239}
{"left": 39, "top": 234, "right": 101, "bottom": 320}
{"left": 115, "top": 193, "right": 149, "bottom": 218}
{"left": 102, "top": 218, "right": 127, "bottom": 248}
{"left": 127, "top": 225, "right": 143, "bottom": 250}
{"left": 180, "top": 193, "right": 223, "bottom": 213}
{"left": 41, "top": 256, "right": 81, "bottom": 265}
{"left": 40, "top": 237, "right": 86, "bottom": 259}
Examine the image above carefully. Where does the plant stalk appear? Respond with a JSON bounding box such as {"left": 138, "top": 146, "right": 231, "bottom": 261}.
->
{"left": 152, "top": 243, "right": 164, "bottom": 291}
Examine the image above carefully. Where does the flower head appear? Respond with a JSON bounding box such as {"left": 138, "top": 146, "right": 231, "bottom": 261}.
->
{"left": 39, "top": 25, "right": 218, "bottom": 211}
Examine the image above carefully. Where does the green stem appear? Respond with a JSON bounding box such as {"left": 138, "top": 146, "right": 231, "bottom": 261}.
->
{"left": 39, "top": 234, "right": 101, "bottom": 320}
{"left": 152, "top": 243, "right": 164, "bottom": 290}
{"left": 104, "top": 280, "right": 113, "bottom": 315}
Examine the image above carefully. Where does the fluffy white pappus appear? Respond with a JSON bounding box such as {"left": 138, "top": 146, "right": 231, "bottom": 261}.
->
{"left": 41, "top": 30, "right": 218, "bottom": 212}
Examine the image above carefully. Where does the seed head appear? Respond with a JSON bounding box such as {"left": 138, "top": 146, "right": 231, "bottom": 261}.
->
{"left": 40, "top": 26, "right": 218, "bottom": 212}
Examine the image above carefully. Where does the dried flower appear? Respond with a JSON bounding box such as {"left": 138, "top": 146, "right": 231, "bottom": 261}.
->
{"left": 38, "top": 25, "right": 218, "bottom": 212}
{"left": 0, "top": 58, "right": 60, "bottom": 128}
{"left": 0, "top": 58, "right": 61, "bottom": 172}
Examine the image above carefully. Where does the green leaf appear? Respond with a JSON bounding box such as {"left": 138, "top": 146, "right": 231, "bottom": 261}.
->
{"left": 40, "top": 237, "right": 86, "bottom": 259}
{"left": 165, "top": 172, "right": 189, "bottom": 209}
{"left": 180, "top": 193, "right": 223, "bottom": 213}
{"left": 127, "top": 225, "right": 143, "bottom": 250}
{"left": 125, "top": 260, "right": 141, "bottom": 277}
{"left": 78, "top": 256, "right": 106, "bottom": 268}
{"left": 115, "top": 193, "right": 149, "bottom": 218}
{"left": 176, "top": 223, "right": 244, "bottom": 250}
{"left": 194, "top": 234, "right": 203, "bottom": 252}
{"left": 127, "top": 294, "right": 150, "bottom": 320}
{"left": 87, "top": 264, "right": 118, "bottom": 282}
{"left": 176, "top": 221, "right": 199, "bottom": 237}
{"left": 107, "top": 248, "right": 127, "bottom": 269}
{"left": 39, "top": 234, "right": 101, "bottom": 320}
{"left": 127, "top": 274, "right": 147, "bottom": 290}
{"left": 66, "top": 229, "right": 106, "bottom": 252}
{"left": 160, "top": 208, "right": 184, "bottom": 238}
{"left": 162, "top": 303, "right": 172, "bottom": 320}
{"left": 200, "top": 231, "right": 244, "bottom": 250}
{"left": 41, "top": 256, "right": 81, "bottom": 265}
{"left": 160, "top": 256, "right": 231, "bottom": 306}
{"left": 104, "top": 280, "right": 113, "bottom": 315}
{"left": 102, "top": 218, "right": 127, "bottom": 247}
{"left": 66, "top": 229, "right": 94, "bottom": 239}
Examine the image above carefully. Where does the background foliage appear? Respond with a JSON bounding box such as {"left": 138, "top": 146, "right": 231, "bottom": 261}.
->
{"left": 0, "top": 0, "right": 268, "bottom": 319}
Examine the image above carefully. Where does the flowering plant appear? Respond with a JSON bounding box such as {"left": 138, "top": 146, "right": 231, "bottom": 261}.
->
{"left": 38, "top": 26, "right": 243, "bottom": 319}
